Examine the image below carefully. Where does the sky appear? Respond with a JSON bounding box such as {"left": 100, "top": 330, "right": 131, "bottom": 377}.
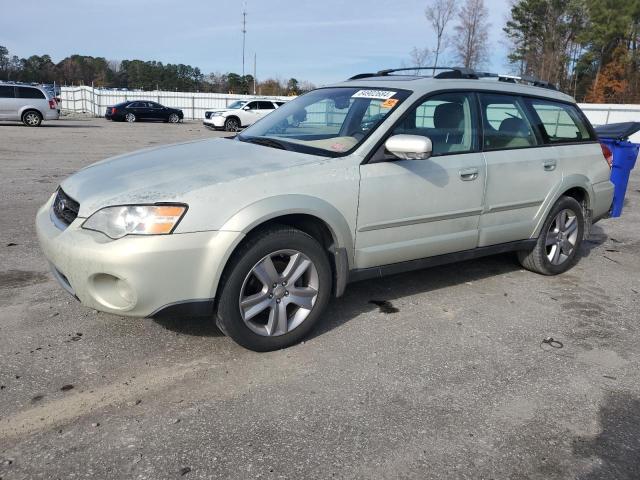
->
{"left": 0, "top": 0, "right": 512, "bottom": 85}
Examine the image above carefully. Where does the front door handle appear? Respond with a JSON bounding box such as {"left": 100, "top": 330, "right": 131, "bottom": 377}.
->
{"left": 459, "top": 167, "right": 479, "bottom": 181}
{"left": 543, "top": 160, "right": 557, "bottom": 171}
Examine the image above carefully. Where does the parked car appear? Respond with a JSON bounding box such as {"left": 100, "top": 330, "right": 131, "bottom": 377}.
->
{"left": 37, "top": 67, "right": 614, "bottom": 351}
{"left": 0, "top": 83, "right": 60, "bottom": 126}
{"left": 41, "top": 84, "right": 62, "bottom": 108}
{"left": 105, "top": 101, "right": 183, "bottom": 123}
{"left": 203, "top": 99, "right": 285, "bottom": 131}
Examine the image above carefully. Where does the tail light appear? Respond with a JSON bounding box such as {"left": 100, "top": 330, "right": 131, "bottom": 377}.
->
{"left": 48, "top": 99, "right": 57, "bottom": 109}
{"left": 600, "top": 142, "right": 613, "bottom": 168}
{"left": 111, "top": 107, "right": 117, "bottom": 114}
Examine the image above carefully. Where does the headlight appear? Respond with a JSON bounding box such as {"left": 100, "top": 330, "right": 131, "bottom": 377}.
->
{"left": 212, "top": 112, "right": 223, "bottom": 117}
{"left": 82, "top": 205, "right": 187, "bottom": 239}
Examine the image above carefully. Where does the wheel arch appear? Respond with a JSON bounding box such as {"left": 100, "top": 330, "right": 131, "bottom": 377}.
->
{"left": 532, "top": 176, "right": 593, "bottom": 237}
{"left": 224, "top": 115, "right": 242, "bottom": 127}
{"left": 215, "top": 195, "right": 355, "bottom": 299}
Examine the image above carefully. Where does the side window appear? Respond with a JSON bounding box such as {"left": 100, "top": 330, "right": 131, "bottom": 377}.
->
{"left": 258, "top": 101, "right": 275, "bottom": 110}
{"left": 246, "top": 102, "right": 259, "bottom": 110}
{"left": 480, "top": 94, "right": 538, "bottom": 150}
{"left": 527, "top": 100, "right": 594, "bottom": 143}
{"left": 128, "top": 102, "right": 141, "bottom": 108}
{"left": 0, "top": 86, "right": 15, "bottom": 98}
{"left": 392, "top": 92, "right": 476, "bottom": 155}
{"left": 16, "top": 87, "right": 46, "bottom": 99}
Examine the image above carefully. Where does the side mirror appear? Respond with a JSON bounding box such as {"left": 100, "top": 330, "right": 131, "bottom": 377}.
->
{"left": 384, "top": 134, "right": 433, "bottom": 160}
{"left": 242, "top": 105, "right": 251, "bottom": 110}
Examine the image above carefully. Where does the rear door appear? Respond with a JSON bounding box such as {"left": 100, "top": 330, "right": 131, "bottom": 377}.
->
{"left": 0, "top": 86, "right": 16, "bottom": 119}
{"left": 478, "top": 93, "right": 562, "bottom": 246}
{"left": 257, "top": 101, "right": 276, "bottom": 119}
{"left": 355, "top": 91, "right": 487, "bottom": 269}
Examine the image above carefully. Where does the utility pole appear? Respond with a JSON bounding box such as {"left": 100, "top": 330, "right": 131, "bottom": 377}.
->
{"left": 253, "top": 53, "right": 257, "bottom": 95}
{"left": 241, "top": 2, "right": 247, "bottom": 79}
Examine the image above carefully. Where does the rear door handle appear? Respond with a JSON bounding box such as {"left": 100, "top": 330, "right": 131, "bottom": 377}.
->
{"left": 459, "top": 167, "right": 479, "bottom": 181}
{"left": 543, "top": 160, "right": 557, "bottom": 171}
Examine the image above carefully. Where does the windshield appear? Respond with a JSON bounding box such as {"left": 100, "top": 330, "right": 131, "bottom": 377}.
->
{"left": 228, "top": 100, "right": 248, "bottom": 109}
{"left": 237, "top": 87, "right": 410, "bottom": 157}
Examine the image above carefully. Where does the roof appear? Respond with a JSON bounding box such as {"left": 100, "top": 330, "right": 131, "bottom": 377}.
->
{"left": 331, "top": 68, "right": 576, "bottom": 103}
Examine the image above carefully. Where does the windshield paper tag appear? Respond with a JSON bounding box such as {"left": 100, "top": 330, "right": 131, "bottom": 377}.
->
{"left": 352, "top": 90, "right": 397, "bottom": 100}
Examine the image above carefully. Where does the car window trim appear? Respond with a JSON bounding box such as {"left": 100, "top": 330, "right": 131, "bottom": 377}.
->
{"left": 524, "top": 97, "right": 598, "bottom": 144}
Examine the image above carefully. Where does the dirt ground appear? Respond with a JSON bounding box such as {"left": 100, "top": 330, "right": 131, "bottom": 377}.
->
{"left": 0, "top": 117, "right": 639, "bottom": 479}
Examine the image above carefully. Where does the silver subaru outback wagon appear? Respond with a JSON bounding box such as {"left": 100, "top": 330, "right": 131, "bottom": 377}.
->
{"left": 36, "top": 67, "right": 615, "bottom": 351}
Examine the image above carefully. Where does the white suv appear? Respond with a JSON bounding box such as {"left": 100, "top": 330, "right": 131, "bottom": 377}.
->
{"left": 36, "top": 68, "right": 614, "bottom": 351}
{"left": 0, "top": 83, "right": 60, "bottom": 126}
{"left": 203, "top": 99, "right": 285, "bottom": 131}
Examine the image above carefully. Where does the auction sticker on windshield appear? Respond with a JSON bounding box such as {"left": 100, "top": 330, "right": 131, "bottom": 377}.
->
{"left": 352, "top": 90, "right": 397, "bottom": 100}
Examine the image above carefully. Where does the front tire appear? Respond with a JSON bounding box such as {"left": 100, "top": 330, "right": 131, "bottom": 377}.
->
{"left": 168, "top": 113, "right": 180, "bottom": 123}
{"left": 216, "top": 226, "right": 332, "bottom": 352}
{"left": 125, "top": 112, "right": 136, "bottom": 123}
{"left": 22, "top": 110, "right": 42, "bottom": 127}
{"left": 224, "top": 117, "right": 240, "bottom": 132}
{"left": 518, "top": 196, "right": 584, "bottom": 275}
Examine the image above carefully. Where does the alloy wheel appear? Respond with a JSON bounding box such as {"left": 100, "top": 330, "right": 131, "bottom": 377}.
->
{"left": 225, "top": 119, "right": 239, "bottom": 132}
{"left": 169, "top": 113, "right": 179, "bottom": 123}
{"left": 126, "top": 113, "right": 136, "bottom": 123}
{"left": 545, "top": 208, "right": 579, "bottom": 265}
{"left": 239, "top": 249, "right": 319, "bottom": 337}
{"left": 24, "top": 112, "right": 40, "bottom": 126}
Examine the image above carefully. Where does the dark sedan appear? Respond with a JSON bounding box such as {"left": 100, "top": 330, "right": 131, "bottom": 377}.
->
{"left": 105, "top": 101, "right": 183, "bottom": 123}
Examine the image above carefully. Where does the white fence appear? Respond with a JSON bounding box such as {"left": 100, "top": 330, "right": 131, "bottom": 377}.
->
{"left": 60, "top": 86, "right": 640, "bottom": 141}
{"left": 60, "top": 86, "right": 291, "bottom": 120}
{"left": 579, "top": 104, "right": 640, "bottom": 142}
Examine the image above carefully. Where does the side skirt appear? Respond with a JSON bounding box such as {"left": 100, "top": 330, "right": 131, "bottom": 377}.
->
{"left": 348, "top": 239, "right": 537, "bottom": 284}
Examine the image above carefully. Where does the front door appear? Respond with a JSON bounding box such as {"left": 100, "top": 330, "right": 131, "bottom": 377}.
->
{"left": 355, "top": 92, "right": 486, "bottom": 269}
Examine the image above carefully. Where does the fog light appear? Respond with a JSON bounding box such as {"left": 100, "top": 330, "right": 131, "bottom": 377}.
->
{"left": 89, "top": 273, "right": 137, "bottom": 310}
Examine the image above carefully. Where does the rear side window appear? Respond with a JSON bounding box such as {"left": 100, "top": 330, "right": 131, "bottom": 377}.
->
{"left": 480, "top": 93, "right": 539, "bottom": 150}
{"left": 0, "top": 86, "right": 15, "bottom": 98}
{"left": 16, "top": 87, "right": 46, "bottom": 99}
{"left": 527, "top": 100, "right": 595, "bottom": 143}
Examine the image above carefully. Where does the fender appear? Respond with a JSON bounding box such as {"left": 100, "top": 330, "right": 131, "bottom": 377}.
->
{"left": 219, "top": 194, "right": 356, "bottom": 267}
{"left": 531, "top": 174, "right": 593, "bottom": 237}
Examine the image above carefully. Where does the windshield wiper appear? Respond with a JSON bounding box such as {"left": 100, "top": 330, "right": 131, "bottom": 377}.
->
{"left": 240, "top": 136, "right": 290, "bottom": 151}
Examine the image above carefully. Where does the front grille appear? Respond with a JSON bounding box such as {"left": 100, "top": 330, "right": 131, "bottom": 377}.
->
{"left": 52, "top": 188, "right": 80, "bottom": 226}
{"left": 205, "top": 112, "right": 211, "bottom": 119}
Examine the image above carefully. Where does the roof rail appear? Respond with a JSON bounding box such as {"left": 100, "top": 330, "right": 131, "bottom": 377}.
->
{"left": 347, "top": 67, "right": 557, "bottom": 90}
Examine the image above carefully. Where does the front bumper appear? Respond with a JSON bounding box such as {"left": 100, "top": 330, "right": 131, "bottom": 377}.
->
{"left": 36, "top": 196, "right": 243, "bottom": 318}
{"left": 203, "top": 116, "right": 225, "bottom": 128}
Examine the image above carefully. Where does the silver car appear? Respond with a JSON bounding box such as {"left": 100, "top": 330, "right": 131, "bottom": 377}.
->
{"left": 36, "top": 68, "right": 615, "bottom": 351}
{"left": 0, "top": 83, "right": 60, "bottom": 126}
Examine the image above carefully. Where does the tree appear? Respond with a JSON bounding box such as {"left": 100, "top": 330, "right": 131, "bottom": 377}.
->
{"left": 425, "top": 0, "right": 458, "bottom": 73}
{"left": 585, "top": 44, "right": 630, "bottom": 102}
{"left": 408, "top": 47, "right": 432, "bottom": 74}
{"left": 453, "top": 0, "right": 490, "bottom": 69}
{"left": 287, "top": 78, "right": 300, "bottom": 95}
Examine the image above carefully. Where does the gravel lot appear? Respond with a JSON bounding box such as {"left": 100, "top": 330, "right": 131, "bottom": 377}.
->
{"left": 0, "top": 117, "right": 639, "bottom": 480}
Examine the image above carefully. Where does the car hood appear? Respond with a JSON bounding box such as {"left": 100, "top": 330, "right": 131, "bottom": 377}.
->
{"left": 61, "top": 138, "right": 325, "bottom": 217}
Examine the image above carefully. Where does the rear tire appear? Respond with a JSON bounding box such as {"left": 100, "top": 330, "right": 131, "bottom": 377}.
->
{"left": 22, "top": 110, "right": 42, "bottom": 127}
{"left": 125, "top": 113, "right": 136, "bottom": 123}
{"left": 518, "top": 196, "right": 584, "bottom": 275}
{"left": 216, "top": 226, "right": 332, "bottom": 352}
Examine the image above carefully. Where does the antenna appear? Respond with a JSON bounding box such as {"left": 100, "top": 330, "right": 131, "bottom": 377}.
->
{"left": 241, "top": 2, "right": 247, "bottom": 79}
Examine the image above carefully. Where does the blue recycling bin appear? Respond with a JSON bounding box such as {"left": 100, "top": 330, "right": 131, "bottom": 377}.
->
{"left": 595, "top": 122, "right": 640, "bottom": 218}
